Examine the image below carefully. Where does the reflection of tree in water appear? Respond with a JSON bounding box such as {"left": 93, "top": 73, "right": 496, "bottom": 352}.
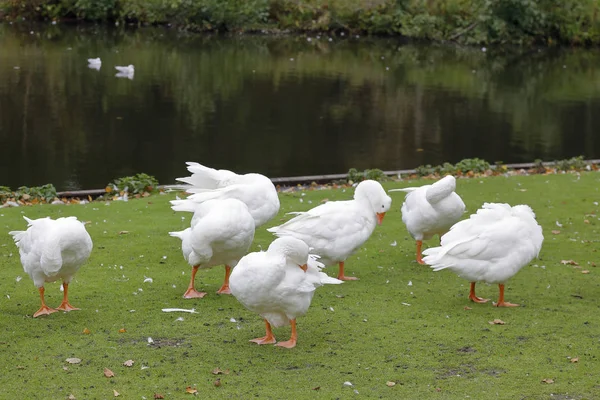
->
{"left": 0, "top": 25, "right": 599, "bottom": 190}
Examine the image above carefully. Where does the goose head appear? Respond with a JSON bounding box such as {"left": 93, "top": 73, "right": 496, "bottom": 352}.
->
{"left": 354, "top": 180, "right": 392, "bottom": 225}
{"left": 268, "top": 237, "right": 309, "bottom": 271}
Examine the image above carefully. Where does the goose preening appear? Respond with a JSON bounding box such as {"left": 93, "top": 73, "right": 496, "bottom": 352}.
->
{"left": 423, "top": 203, "right": 543, "bottom": 307}
{"left": 229, "top": 237, "right": 342, "bottom": 348}
{"left": 389, "top": 175, "right": 465, "bottom": 264}
{"left": 170, "top": 162, "right": 280, "bottom": 228}
{"left": 169, "top": 198, "right": 255, "bottom": 298}
{"left": 268, "top": 180, "right": 391, "bottom": 281}
{"left": 9, "top": 216, "right": 93, "bottom": 317}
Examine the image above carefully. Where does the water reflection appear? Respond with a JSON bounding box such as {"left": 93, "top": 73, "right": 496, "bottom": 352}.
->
{"left": 0, "top": 24, "right": 599, "bottom": 190}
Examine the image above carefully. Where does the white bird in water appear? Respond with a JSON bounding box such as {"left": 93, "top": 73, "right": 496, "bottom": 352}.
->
{"left": 87, "top": 57, "right": 101, "bottom": 70}
{"left": 423, "top": 203, "right": 543, "bottom": 307}
{"left": 115, "top": 64, "right": 134, "bottom": 79}
{"left": 9, "top": 216, "right": 93, "bottom": 317}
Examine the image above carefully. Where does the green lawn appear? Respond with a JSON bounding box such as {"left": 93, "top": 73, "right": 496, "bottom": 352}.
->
{"left": 1, "top": 173, "right": 599, "bottom": 399}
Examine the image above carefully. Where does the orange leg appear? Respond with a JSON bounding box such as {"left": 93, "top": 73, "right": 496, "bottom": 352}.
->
{"left": 33, "top": 287, "right": 58, "bottom": 318}
{"left": 468, "top": 282, "right": 490, "bottom": 303}
{"left": 416, "top": 240, "right": 426, "bottom": 265}
{"left": 216, "top": 265, "right": 232, "bottom": 295}
{"left": 276, "top": 319, "right": 298, "bottom": 349}
{"left": 337, "top": 261, "right": 358, "bottom": 281}
{"left": 56, "top": 282, "right": 80, "bottom": 312}
{"left": 250, "top": 319, "right": 277, "bottom": 345}
{"left": 183, "top": 265, "right": 207, "bottom": 299}
{"left": 494, "top": 284, "right": 519, "bottom": 307}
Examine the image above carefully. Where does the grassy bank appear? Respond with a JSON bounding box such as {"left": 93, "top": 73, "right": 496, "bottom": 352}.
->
{"left": 1, "top": 0, "right": 600, "bottom": 45}
{"left": 1, "top": 172, "right": 599, "bottom": 398}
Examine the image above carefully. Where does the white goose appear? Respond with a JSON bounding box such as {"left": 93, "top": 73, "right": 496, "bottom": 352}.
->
{"left": 170, "top": 162, "right": 280, "bottom": 228}
{"left": 87, "top": 57, "right": 101, "bottom": 70}
{"left": 229, "top": 237, "right": 342, "bottom": 348}
{"left": 115, "top": 65, "right": 134, "bottom": 79}
{"left": 422, "top": 203, "right": 543, "bottom": 307}
{"left": 267, "top": 180, "right": 391, "bottom": 280}
{"left": 169, "top": 198, "right": 255, "bottom": 298}
{"left": 9, "top": 216, "right": 93, "bottom": 317}
{"left": 115, "top": 64, "right": 134, "bottom": 74}
{"left": 389, "top": 175, "right": 465, "bottom": 264}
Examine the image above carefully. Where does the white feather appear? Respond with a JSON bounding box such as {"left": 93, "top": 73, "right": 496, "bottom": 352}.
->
{"left": 170, "top": 162, "right": 280, "bottom": 228}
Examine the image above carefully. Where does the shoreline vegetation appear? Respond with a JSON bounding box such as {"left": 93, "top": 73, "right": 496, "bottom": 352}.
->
{"left": 0, "top": 156, "right": 597, "bottom": 207}
{"left": 1, "top": 0, "right": 599, "bottom": 46}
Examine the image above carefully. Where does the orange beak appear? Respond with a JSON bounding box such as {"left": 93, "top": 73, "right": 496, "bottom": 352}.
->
{"left": 376, "top": 212, "right": 386, "bottom": 225}
{"left": 299, "top": 264, "right": 307, "bottom": 272}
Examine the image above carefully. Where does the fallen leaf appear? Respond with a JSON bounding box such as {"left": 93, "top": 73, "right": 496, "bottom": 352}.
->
{"left": 154, "top": 394, "right": 165, "bottom": 399}
{"left": 63, "top": 366, "right": 69, "bottom": 371}
{"left": 66, "top": 358, "right": 81, "bottom": 364}
{"left": 561, "top": 260, "right": 579, "bottom": 266}
{"left": 68, "top": 395, "right": 76, "bottom": 400}
{"left": 436, "top": 388, "right": 442, "bottom": 392}
{"left": 582, "top": 270, "right": 590, "bottom": 274}
{"left": 118, "top": 231, "right": 129, "bottom": 235}
{"left": 185, "top": 386, "right": 198, "bottom": 394}
{"left": 463, "top": 306, "right": 472, "bottom": 310}
{"left": 386, "top": 381, "right": 396, "bottom": 387}
{"left": 113, "top": 390, "right": 120, "bottom": 397}
{"left": 488, "top": 319, "right": 505, "bottom": 325}
{"left": 551, "top": 230, "right": 561, "bottom": 235}
{"left": 104, "top": 368, "right": 115, "bottom": 378}
{"left": 542, "top": 378, "right": 554, "bottom": 384}
{"left": 570, "top": 357, "right": 579, "bottom": 363}
{"left": 214, "top": 378, "right": 221, "bottom": 387}
{"left": 212, "top": 367, "right": 230, "bottom": 375}
{"left": 16, "top": 365, "right": 25, "bottom": 370}
{"left": 584, "top": 219, "right": 590, "bottom": 224}
{"left": 123, "top": 360, "right": 134, "bottom": 367}
{"left": 82, "top": 328, "right": 91, "bottom": 334}
{"left": 312, "top": 387, "right": 320, "bottom": 391}
{"left": 118, "top": 328, "right": 127, "bottom": 333}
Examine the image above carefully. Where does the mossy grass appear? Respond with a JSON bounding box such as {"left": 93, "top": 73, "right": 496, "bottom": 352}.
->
{"left": 1, "top": 172, "right": 599, "bottom": 398}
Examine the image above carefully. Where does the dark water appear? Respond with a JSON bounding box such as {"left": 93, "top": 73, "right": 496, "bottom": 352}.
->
{"left": 1, "top": 23, "right": 600, "bottom": 191}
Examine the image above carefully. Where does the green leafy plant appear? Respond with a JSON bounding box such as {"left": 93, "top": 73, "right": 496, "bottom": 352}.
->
{"left": 0, "top": 186, "right": 13, "bottom": 203}
{"left": 14, "top": 184, "right": 57, "bottom": 202}
{"left": 347, "top": 168, "right": 387, "bottom": 183}
{"left": 532, "top": 159, "right": 546, "bottom": 174}
{"left": 454, "top": 158, "right": 491, "bottom": 174}
{"left": 109, "top": 173, "right": 159, "bottom": 194}
{"left": 414, "top": 164, "right": 435, "bottom": 177}
{"left": 555, "top": 155, "right": 587, "bottom": 171}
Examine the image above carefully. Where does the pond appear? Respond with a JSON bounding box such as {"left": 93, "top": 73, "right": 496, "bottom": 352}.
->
{"left": 1, "top": 23, "right": 600, "bottom": 191}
